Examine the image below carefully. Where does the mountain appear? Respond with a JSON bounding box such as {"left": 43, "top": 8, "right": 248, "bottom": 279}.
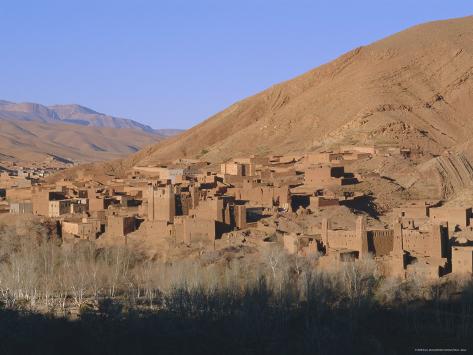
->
{"left": 0, "top": 101, "right": 60, "bottom": 123}
{"left": 0, "top": 101, "right": 184, "bottom": 135}
{"left": 0, "top": 118, "right": 161, "bottom": 163}
{"left": 126, "top": 15, "right": 473, "bottom": 167}
{"left": 154, "top": 129, "right": 187, "bottom": 137}
{"left": 48, "top": 104, "right": 156, "bottom": 133}
{"left": 0, "top": 101, "right": 185, "bottom": 163}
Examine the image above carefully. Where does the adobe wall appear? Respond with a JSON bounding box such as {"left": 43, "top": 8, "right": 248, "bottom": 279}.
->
{"left": 190, "top": 186, "right": 200, "bottom": 209}
{"left": 9, "top": 202, "right": 33, "bottom": 214}
{"left": 340, "top": 145, "right": 376, "bottom": 155}
{"left": 304, "top": 166, "right": 345, "bottom": 186}
{"left": 107, "top": 216, "right": 123, "bottom": 237}
{"left": 144, "top": 220, "right": 173, "bottom": 239}
{"left": 233, "top": 184, "right": 289, "bottom": 208}
{"left": 173, "top": 217, "right": 185, "bottom": 243}
{"left": 341, "top": 152, "right": 372, "bottom": 161}
{"left": 451, "top": 246, "right": 473, "bottom": 274}
{"left": 274, "top": 186, "right": 290, "bottom": 205}
{"left": 82, "top": 219, "right": 102, "bottom": 239}
{"left": 223, "top": 175, "right": 245, "bottom": 185}
{"left": 402, "top": 229, "right": 431, "bottom": 256}
{"left": 107, "top": 215, "right": 136, "bottom": 237}
{"left": 190, "top": 198, "right": 224, "bottom": 223}
{"left": 71, "top": 202, "right": 88, "bottom": 214}
{"left": 406, "top": 262, "right": 442, "bottom": 279}
{"left": 89, "top": 197, "right": 112, "bottom": 212}
{"left": 61, "top": 220, "right": 100, "bottom": 240}
{"left": 221, "top": 163, "right": 243, "bottom": 176}
{"left": 32, "top": 191, "right": 50, "bottom": 216}
{"left": 306, "top": 153, "right": 343, "bottom": 164}
{"left": 322, "top": 217, "right": 389, "bottom": 258}
{"left": 233, "top": 156, "right": 268, "bottom": 166}
{"left": 148, "top": 185, "right": 175, "bottom": 223}
{"left": 283, "top": 234, "right": 298, "bottom": 254}
{"left": 48, "top": 200, "right": 71, "bottom": 217}
{"left": 159, "top": 168, "right": 185, "bottom": 183}
{"left": 78, "top": 222, "right": 100, "bottom": 240}
{"left": 377, "top": 254, "right": 407, "bottom": 278}
{"left": 234, "top": 205, "right": 247, "bottom": 229}
{"left": 122, "top": 217, "right": 136, "bottom": 235}
{"left": 236, "top": 187, "right": 270, "bottom": 206}
{"left": 401, "top": 224, "right": 446, "bottom": 259}
{"left": 309, "top": 196, "right": 339, "bottom": 208}
{"left": 4, "top": 188, "right": 31, "bottom": 202}
{"left": 430, "top": 207, "right": 471, "bottom": 229}
{"left": 182, "top": 217, "right": 216, "bottom": 246}
{"left": 369, "top": 230, "right": 394, "bottom": 256}
{"left": 326, "top": 230, "right": 357, "bottom": 250}
{"left": 393, "top": 206, "right": 429, "bottom": 219}
{"left": 62, "top": 221, "right": 80, "bottom": 235}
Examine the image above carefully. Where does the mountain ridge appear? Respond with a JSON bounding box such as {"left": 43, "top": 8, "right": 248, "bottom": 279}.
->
{"left": 0, "top": 101, "right": 183, "bottom": 135}
{"left": 0, "top": 101, "right": 185, "bottom": 164}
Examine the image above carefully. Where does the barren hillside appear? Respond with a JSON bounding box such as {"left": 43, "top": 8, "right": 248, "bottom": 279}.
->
{"left": 0, "top": 101, "right": 157, "bottom": 133}
{"left": 0, "top": 101, "right": 187, "bottom": 164}
{"left": 127, "top": 15, "right": 473, "bottom": 166}
{"left": 49, "top": 104, "right": 156, "bottom": 132}
{"left": 0, "top": 118, "right": 161, "bottom": 163}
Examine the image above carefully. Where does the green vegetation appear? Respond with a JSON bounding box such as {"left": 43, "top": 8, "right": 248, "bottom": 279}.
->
{"left": 197, "top": 148, "right": 209, "bottom": 158}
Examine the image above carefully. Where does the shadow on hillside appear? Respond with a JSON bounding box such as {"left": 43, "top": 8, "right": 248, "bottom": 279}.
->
{"left": 342, "top": 195, "right": 380, "bottom": 219}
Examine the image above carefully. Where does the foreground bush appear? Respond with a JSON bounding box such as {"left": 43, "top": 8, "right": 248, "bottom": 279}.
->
{"left": 0, "top": 226, "right": 472, "bottom": 354}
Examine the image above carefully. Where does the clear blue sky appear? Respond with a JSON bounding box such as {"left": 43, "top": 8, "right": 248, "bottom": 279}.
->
{"left": 1, "top": 1, "right": 472, "bottom": 129}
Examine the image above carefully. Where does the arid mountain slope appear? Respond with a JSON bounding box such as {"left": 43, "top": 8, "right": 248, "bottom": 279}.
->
{"left": 0, "top": 118, "right": 162, "bottom": 163}
{"left": 0, "top": 101, "right": 184, "bottom": 135}
{"left": 49, "top": 104, "right": 155, "bottom": 132}
{"left": 0, "top": 101, "right": 187, "bottom": 163}
{"left": 129, "top": 15, "right": 473, "bottom": 166}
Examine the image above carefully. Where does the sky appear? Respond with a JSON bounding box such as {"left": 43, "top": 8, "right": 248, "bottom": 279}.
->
{"left": 0, "top": 1, "right": 472, "bottom": 129}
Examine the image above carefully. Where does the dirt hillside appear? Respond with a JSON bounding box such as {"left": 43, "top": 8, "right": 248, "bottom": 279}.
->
{"left": 0, "top": 118, "right": 161, "bottom": 163}
{"left": 0, "top": 101, "right": 186, "bottom": 164}
{"left": 126, "top": 15, "right": 473, "bottom": 166}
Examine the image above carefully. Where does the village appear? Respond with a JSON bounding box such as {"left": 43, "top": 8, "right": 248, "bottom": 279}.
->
{"left": 1, "top": 144, "right": 473, "bottom": 280}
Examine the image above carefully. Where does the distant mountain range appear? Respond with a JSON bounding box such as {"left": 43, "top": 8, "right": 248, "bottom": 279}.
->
{"left": 0, "top": 100, "right": 182, "bottom": 136}
{"left": 0, "top": 100, "right": 184, "bottom": 163}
